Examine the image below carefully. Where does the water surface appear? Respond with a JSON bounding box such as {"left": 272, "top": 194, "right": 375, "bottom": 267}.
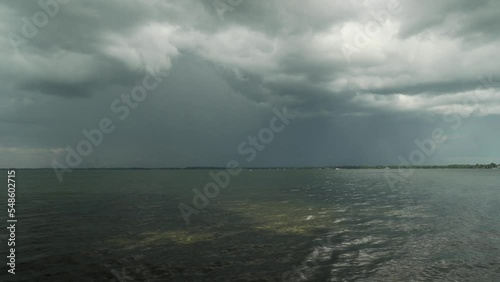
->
{"left": 1, "top": 169, "right": 499, "bottom": 281}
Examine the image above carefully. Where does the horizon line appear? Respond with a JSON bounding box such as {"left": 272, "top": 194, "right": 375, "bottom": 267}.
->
{"left": 1, "top": 163, "right": 498, "bottom": 170}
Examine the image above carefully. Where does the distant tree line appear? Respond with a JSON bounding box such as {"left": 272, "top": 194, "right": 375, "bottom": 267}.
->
{"left": 330, "top": 163, "right": 499, "bottom": 169}
{"left": 12, "top": 163, "right": 499, "bottom": 170}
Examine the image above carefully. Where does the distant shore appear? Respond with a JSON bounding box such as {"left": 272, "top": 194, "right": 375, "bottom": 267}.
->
{"left": 2, "top": 163, "right": 498, "bottom": 170}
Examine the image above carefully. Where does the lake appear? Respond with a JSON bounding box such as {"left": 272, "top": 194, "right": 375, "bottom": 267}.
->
{"left": 1, "top": 169, "right": 499, "bottom": 281}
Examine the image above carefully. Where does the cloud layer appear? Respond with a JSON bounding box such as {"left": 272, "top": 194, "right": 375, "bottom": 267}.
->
{"left": 1, "top": 0, "right": 499, "bottom": 168}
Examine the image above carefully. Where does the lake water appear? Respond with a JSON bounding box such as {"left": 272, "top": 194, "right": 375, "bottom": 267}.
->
{"left": 1, "top": 169, "right": 499, "bottom": 281}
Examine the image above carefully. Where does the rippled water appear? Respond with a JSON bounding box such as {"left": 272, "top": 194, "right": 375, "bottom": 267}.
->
{"left": 0, "top": 169, "right": 499, "bottom": 281}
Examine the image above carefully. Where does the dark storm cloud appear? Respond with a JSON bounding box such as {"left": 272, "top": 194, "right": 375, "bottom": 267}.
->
{"left": 15, "top": 54, "right": 145, "bottom": 97}
{"left": 0, "top": 0, "right": 499, "bottom": 168}
{"left": 2, "top": 0, "right": 176, "bottom": 97}
{"left": 360, "top": 78, "right": 495, "bottom": 96}
{"left": 201, "top": 0, "right": 359, "bottom": 35}
{"left": 397, "top": 0, "right": 499, "bottom": 40}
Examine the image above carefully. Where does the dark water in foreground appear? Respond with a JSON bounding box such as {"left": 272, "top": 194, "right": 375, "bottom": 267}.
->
{"left": 0, "top": 169, "right": 499, "bottom": 281}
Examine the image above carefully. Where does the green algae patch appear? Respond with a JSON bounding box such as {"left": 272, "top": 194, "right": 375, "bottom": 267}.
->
{"left": 139, "top": 230, "right": 214, "bottom": 245}
{"left": 254, "top": 221, "right": 317, "bottom": 235}
{"left": 109, "top": 229, "right": 215, "bottom": 250}
{"left": 222, "top": 200, "right": 330, "bottom": 235}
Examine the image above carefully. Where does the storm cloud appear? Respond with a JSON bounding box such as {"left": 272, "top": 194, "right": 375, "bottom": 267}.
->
{"left": 0, "top": 0, "right": 499, "bottom": 169}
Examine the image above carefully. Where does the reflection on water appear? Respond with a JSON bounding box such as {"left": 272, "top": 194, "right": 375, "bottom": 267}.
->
{"left": 0, "top": 169, "right": 499, "bottom": 281}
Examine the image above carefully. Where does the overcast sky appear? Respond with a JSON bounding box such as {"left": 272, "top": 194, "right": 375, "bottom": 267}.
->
{"left": 1, "top": 0, "right": 499, "bottom": 168}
